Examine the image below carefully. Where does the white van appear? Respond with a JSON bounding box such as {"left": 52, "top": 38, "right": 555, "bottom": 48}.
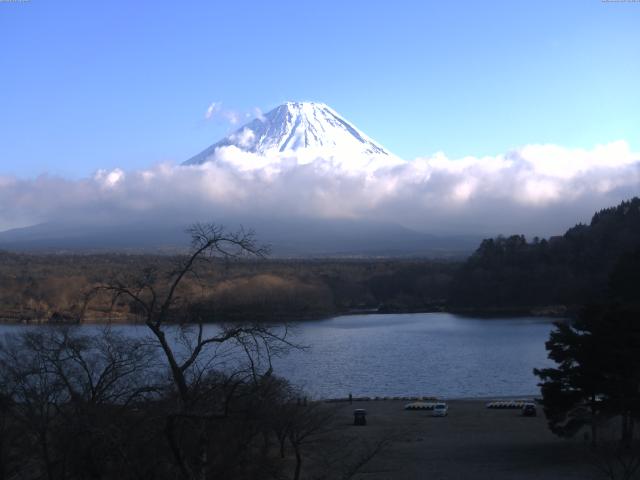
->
{"left": 432, "top": 402, "right": 448, "bottom": 417}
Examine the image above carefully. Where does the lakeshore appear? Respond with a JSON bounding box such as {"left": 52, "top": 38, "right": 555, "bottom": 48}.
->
{"left": 317, "top": 399, "right": 593, "bottom": 480}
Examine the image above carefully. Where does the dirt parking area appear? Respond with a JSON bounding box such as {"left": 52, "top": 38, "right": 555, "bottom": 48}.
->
{"left": 322, "top": 399, "right": 595, "bottom": 480}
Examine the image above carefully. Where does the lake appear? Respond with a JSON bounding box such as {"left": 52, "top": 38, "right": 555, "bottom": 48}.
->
{"left": 0, "top": 313, "right": 557, "bottom": 399}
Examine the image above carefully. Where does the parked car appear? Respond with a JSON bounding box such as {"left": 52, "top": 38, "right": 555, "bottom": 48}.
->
{"left": 522, "top": 403, "right": 537, "bottom": 417}
{"left": 432, "top": 403, "right": 448, "bottom": 417}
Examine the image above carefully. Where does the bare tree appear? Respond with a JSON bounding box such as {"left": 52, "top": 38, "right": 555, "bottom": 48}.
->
{"left": 0, "top": 327, "right": 159, "bottom": 480}
{"left": 87, "top": 224, "right": 290, "bottom": 405}
{"left": 85, "top": 224, "right": 300, "bottom": 479}
{"left": 0, "top": 331, "right": 67, "bottom": 480}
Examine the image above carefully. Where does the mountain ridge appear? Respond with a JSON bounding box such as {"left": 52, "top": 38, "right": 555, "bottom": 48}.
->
{"left": 0, "top": 217, "right": 480, "bottom": 257}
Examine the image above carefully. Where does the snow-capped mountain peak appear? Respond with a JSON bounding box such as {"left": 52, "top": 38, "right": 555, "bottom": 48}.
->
{"left": 184, "top": 102, "right": 399, "bottom": 169}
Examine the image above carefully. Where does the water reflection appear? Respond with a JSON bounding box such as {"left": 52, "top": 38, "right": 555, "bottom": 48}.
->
{"left": 0, "top": 313, "right": 556, "bottom": 399}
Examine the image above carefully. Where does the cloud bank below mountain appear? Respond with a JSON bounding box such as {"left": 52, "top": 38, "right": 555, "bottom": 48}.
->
{"left": 1, "top": 140, "right": 638, "bottom": 237}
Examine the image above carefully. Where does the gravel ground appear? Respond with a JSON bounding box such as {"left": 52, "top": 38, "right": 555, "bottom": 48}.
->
{"left": 320, "top": 399, "right": 597, "bottom": 480}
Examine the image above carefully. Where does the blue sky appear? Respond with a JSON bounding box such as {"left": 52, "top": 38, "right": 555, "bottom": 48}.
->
{"left": 1, "top": 0, "right": 639, "bottom": 178}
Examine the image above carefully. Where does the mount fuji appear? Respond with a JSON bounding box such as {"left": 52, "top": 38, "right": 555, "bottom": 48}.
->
{"left": 184, "top": 102, "right": 404, "bottom": 171}
{"left": 0, "top": 102, "right": 482, "bottom": 255}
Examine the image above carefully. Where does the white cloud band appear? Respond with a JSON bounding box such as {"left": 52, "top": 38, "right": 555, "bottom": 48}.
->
{"left": 1, "top": 141, "right": 638, "bottom": 236}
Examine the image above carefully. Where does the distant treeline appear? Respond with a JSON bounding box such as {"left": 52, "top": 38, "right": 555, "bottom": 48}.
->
{"left": 0, "top": 254, "right": 457, "bottom": 323}
{"left": 1, "top": 197, "right": 639, "bottom": 322}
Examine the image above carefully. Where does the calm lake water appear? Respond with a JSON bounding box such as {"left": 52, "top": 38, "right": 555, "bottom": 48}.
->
{"left": 0, "top": 313, "right": 556, "bottom": 399}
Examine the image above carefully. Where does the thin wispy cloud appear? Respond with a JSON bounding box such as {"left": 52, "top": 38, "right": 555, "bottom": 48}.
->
{"left": 253, "top": 107, "right": 265, "bottom": 122}
{"left": 204, "top": 102, "right": 220, "bottom": 120}
{"left": 204, "top": 102, "right": 257, "bottom": 125}
{"left": 222, "top": 110, "right": 240, "bottom": 125}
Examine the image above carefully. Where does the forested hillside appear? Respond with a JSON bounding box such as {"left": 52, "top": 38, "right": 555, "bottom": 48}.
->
{"left": 449, "top": 197, "right": 640, "bottom": 312}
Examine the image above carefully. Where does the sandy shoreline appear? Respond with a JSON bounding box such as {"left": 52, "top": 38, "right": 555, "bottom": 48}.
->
{"left": 317, "top": 399, "right": 594, "bottom": 480}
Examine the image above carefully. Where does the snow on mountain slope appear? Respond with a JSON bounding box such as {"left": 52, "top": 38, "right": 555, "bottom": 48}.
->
{"left": 184, "top": 102, "right": 404, "bottom": 172}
